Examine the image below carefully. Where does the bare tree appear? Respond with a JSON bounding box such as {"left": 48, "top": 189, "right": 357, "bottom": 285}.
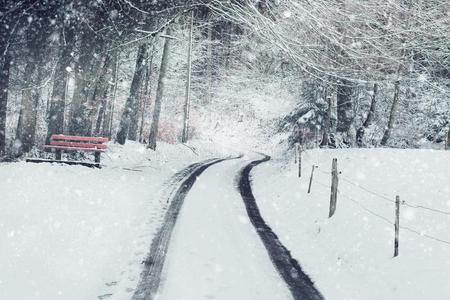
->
{"left": 46, "top": 18, "right": 76, "bottom": 143}
{"left": 148, "top": 27, "right": 172, "bottom": 150}
{"left": 116, "top": 43, "right": 149, "bottom": 144}
{"left": 356, "top": 83, "right": 378, "bottom": 147}
{"left": 381, "top": 81, "right": 401, "bottom": 146}
{"left": 182, "top": 11, "right": 194, "bottom": 143}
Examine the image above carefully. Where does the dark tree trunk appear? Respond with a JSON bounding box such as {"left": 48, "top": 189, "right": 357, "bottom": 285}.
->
{"left": 356, "top": 83, "right": 378, "bottom": 147}
{"left": 116, "top": 43, "right": 149, "bottom": 144}
{"left": 148, "top": 28, "right": 172, "bottom": 150}
{"left": 320, "top": 86, "right": 337, "bottom": 148}
{"left": 139, "top": 56, "right": 153, "bottom": 143}
{"left": 182, "top": 11, "right": 194, "bottom": 143}
{"left": 87, "top": 55, "right": 113, "bottom": 135}
{"left": 46, "top": 24, "right": 75, "bottom": 144}
{"left": 0, "top": 3, "right": 14, "bottom": 156}
{"left": 94, "top": 84, "right": 110, "bottom": 136}
{"left": 381, "top": 81, "right": 401, "bottom": 146}
{"left": 68, "top": 27, "right": 103, "bottom": 135}
{"left": 14, "top": 7, "right": 54, "bottom": 155}
{"left": 0, "top": 53, "right": 11, "bottom": 156}
{"left": 102, "top": 55, "right": 119, "bottom": 138}
{"left": 206, "top": 20, "right": 213, "bottom": 104}
{"left": 15, "top": 59, "right": 39, "bottom": 155}
{"left": 320, "top": 88, "right": 331, "bottom": 147}
{"left": 336, "top": 79, "right": 354, "bottom": 144}
{"left": 128, "top": 44, "right": 149, "bottom": 142}
{"left": 446, "top": 127, "right": 450, "bottom": 150}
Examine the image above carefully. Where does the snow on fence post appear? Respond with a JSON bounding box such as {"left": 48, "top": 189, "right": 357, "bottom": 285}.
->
{"left": 328, "top": 158, "right": 338, "bottom": 218}
{"left": 307, "top": 165, "right": 317, "bottom": 193}
{"left": 294, "top": 143, "right": 299, "bottom": 164}
{"left": 394, "top": 195, "right": 400, "bottom": 257}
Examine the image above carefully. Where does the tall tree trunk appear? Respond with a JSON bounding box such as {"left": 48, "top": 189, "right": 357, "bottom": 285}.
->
{"left": 182, "top": 11, "right": 194, "bottom": 143}
{"left": 0, "top": 53, "right": 11, "bottom": 156}
{"left": 381, "top": 81, "right": 401, "bottom": 146}
{"left": 356, "top": 83, "right": 378, "bottom": 147}
{"left": 94, "top": 57, "right": 115, "bottom": 137}
{"left": 15, "top": 61, "right": 42, "bottom": 155}
{"left": 68, "top": 28, "right": 101, "bottom": 135}
{"left": 14, "top": 12, "right": 53, "bottom": 155}
{"left": 116, "top": 43, "right": 149, "bottom": 144}
{"left": 103, "top": 55, "right": 119, "bottom": 138}
{"left": 148, "top": 28, "right": 172, "bottom": 150}
{"left": 139, "top": 53, "right": 153, "bottom": 143}
{"left": 446, "top": 126, "right": 450, "bottom": 150}
{"left": 0, "top": 5, "right": 15, "bottom": 157}
{"left": 86, "top": 55, "right": 112, "bottom": 135}
{"left": 320, "top": 87, "right": 337, "bottom": 148}
{"left": 46, "top": 25, "right": 75, "bottom": 144}
{"left": 128, "top": 45, "right": 150, "bottom": 141}
{"left": 336, "top": 79, "right": 354, "bottom": 144}
{"left": 330, "top": 89, "right": 338, "bottom": 147}
{"left": 138, "top": 89, "right": 147, "bottom": 143}
{"left": 320, "top": 88, "right": 331, "bottom": 147}
{"left": 206, "top": 20, "right": 213, "bottom": 104}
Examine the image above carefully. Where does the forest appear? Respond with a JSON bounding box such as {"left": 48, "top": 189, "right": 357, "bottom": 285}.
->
{"left": 0, "top": 0, "right": 449, "bottom": 160}
{"left": 1, "top": 2, "right": 450, "bottom": 299}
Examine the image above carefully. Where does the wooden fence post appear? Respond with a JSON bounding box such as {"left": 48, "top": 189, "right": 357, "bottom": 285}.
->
{"left": 394, "top": 195, "right": 400, "bottom": 257}
{"left": 294, "top": 143, "right": 298, "bottom": 164}
{"left": 328, "top": 158, "right": 338, "bottom": 218}
{"left": 307, "top": 165, "right": 316, "bottom": 193}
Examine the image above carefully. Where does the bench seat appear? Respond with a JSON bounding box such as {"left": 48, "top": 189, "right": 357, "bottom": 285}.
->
{"left": 43, "top": 145, "right": 106, "bottom": 152}
{"left": 44, "top": 134, "right": 109, "bottom": 166}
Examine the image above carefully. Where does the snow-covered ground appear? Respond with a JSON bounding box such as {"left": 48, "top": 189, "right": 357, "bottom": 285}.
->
{"left": 0, "top": 141, "right": 232, "bottom": 300}
{"left": 2, "top": 143, "right": 449, "bottom": 300}
{"left": 252, "top": 148, "right": 450, "bottom": 300}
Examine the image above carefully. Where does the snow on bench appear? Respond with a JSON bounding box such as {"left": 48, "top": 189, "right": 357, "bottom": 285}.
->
{"left": 27, "top": 135, "right": 109, "bottom": 168}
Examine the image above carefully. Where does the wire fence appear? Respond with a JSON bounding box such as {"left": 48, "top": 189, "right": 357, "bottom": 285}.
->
{"left": 312, "top": 169, "right": 450, "bottom": 247}
{"left": 316, "top": 168, "right": 450, "bottom": 216}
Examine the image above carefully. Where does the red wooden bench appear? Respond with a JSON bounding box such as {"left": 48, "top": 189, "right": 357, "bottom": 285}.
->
{"left": 27, "top": 135, "right": 109, "bottom": 168}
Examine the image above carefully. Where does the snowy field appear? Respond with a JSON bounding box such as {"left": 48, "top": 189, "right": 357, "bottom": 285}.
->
{"left": 1, "top": 144, "right": 449, "bottom": 300}
{"left": 253, "top": 148, "right": 450, "bottom": 300}
{"left": 0, "top": 141, "right": 230, "bottom": 300}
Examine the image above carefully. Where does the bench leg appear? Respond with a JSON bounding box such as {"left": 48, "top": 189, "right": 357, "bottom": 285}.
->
{"left": 94, "top": 152, "right": 101, "bottom": 164}
{"left": 56, "top": 149, "right": 62, "bottom": 160}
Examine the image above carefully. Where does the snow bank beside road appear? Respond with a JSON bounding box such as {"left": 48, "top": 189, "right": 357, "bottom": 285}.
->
{"left": 252, "top": 148, "right": 450, "bottom": 300}
{"left": 0, "top": 141, "right": 231, "bottom": 300}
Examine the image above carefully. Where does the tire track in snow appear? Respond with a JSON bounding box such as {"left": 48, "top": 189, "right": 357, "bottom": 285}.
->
{"left": 237, "top": 154, "right": 324, "bottom": 300}
{"left": 132, "top": 156, "right": 240, "bottom": 300}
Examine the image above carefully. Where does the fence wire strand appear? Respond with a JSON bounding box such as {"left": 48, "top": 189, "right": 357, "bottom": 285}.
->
{"left": 310, "top": 177, "right": 450, "bottom": 247}
{"left": 314, "top": 164, "right": 450, "bottom": 217}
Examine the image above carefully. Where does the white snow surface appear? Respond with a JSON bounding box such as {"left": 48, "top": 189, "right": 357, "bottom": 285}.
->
{"left": 252, "top": 148, "right": 450, "bottom": 300}
{"left": 2, "top": 143, "right": 449, "bottom": 300}
{"left": 0, "top": 141, "right": 234, "bottom": 300}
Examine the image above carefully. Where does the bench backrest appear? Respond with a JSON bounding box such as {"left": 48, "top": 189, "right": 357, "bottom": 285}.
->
{"left": 49, "top": 134, "right": 109, "bottom": 149}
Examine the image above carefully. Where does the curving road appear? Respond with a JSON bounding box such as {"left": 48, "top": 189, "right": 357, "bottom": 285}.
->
{"left": 132, "top": 154, "right": 323, "bottom": 300}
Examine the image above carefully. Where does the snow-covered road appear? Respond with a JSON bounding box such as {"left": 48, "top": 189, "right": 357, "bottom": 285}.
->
{"left": 153, "top": 155, "right": 319, "bottom": 300}
{"left": 157, "top": 156, "right": 289, "bottom": 299}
